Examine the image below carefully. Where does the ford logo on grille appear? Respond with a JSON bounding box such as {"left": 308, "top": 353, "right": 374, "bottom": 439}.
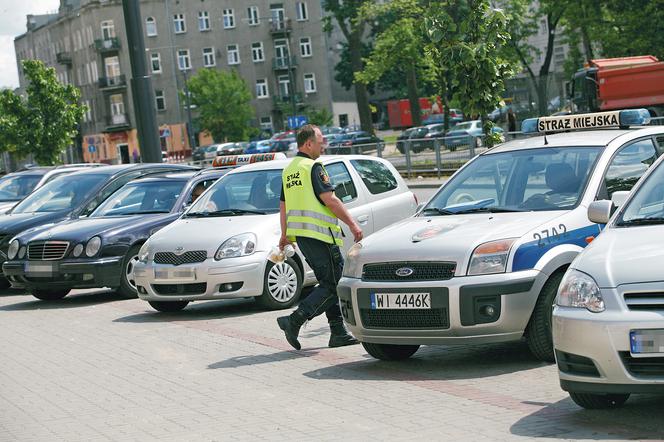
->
{"left": 395, "top": 267, "right": 414, "bottom": 277}
{"left": 174, "top": 246, "right": 185, "bottom": 256}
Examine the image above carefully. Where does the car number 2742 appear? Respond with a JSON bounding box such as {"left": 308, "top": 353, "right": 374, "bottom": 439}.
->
{"left": 370, "top": 293, "right": 431, "bottom": 310}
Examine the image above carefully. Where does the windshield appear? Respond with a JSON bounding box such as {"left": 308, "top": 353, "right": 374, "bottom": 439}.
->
{"left": 423, "top": 147, "right": 602, "bottom": 214}
{"left": 91, "top": 180, "right": 186, "bottom": 216}
{"left": 616, "top": 160, "right": 664, "bottom": 226}
{"left": 0, "top": 174, "right": 42, "bottom": 201}
{"left": 186, "top": 169, "right": 282, "bottom": 216}
{"left": 11, "top": 173, "right": 108, "bottom": 214}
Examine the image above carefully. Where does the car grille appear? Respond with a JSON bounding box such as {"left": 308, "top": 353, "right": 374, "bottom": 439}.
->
{"left": 620, "top": 352, "right": 664, "bottom": 378}
{"left": 27, "top": 241, "right": 69, "bottom": 261}
{"left": 154, "top": 250, "right": 207, "bottom": 266}
{"left": 624, "top": 292, "right": 664, "bottom": 311}
{"left": 362, "top": 262, "right": 456, "bottom": 282}
{"left": 360, "top": 308, "right": 449, "bottom": 329}
{"left": 152, "top": 283, "right": 207, "bottom": 296}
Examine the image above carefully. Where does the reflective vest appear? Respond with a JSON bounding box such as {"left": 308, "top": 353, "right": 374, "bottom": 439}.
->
{"left": 283, "top": 156, "right": 344, "bottom": 246}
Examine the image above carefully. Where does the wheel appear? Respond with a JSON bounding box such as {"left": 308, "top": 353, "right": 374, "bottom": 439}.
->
{"left": 362, "top": 342, "right": 420, "bottom": 361}
{"left": 257, "top": 258, "right": 302, "bottom": 309}
{"left": 453, "top": 193, "right": 476, "bottom": 204}
{"left": 569, "top": 392, "right": 630, "bottom": 409}
{"left": 31, "top": 288, "right": 70, "bottom": 301}
{"left": 148, "top": 300, "right": 189, "bottom": 313}
{"left": 117, "top": 244, "right": 141, "bottom": 299}
{"left": 526, "top": 271, "right": 565, "bottom": 362}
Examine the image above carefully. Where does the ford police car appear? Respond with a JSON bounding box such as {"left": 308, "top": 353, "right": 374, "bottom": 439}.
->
{"left": 337, "top": 109, "right": 664, "bottom": 361}
{"left": 132, "top": 154, "right": 417, "bottom": 312}
{"left": 553, "top": 150, "right": 664, "bottom": 409}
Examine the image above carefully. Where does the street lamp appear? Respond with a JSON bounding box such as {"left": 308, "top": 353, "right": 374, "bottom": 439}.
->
{"left": 181, "top": 68, "right": 197, "bottom": 151}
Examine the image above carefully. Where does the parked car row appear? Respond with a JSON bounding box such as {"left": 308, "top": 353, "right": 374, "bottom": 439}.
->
{"left": 396, "top": 120, "right": 505, "bottom": 154}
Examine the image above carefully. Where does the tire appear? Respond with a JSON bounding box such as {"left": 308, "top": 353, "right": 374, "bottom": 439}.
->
{"left": 526, "top": 271, "right": 565, "bottom": 362}
{"left": 117, "top": 244, "right": 141, "bottom": 299}
{"left": 31, "top": 288, "right": 70, "bottom": 301}
{"left": 257, "top": 258, "right": 302, "bottom": 310}
{"left": 362, "top": 342, "right": 420, "bottom": 361}
{"left": 569, "top": 392, "right": 630, "bottom": 409}
{"left": 148, "top": 300, "right": 189, "bottom": 313}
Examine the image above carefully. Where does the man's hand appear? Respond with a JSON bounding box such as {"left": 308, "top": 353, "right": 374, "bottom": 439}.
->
{"left": 279, "top": 234, "right": 293, "bottom": 251}
{"left": 350, "top": 223, "right": 363, "bottom": 243}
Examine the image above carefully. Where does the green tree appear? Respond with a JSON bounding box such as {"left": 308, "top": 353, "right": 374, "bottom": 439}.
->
{"left": 185, "top": 68, "right": 254, "bottom": 142}
{"left": 304, "top": 107, "right": 334, "bottom": 127}
{"left": 0, "top": 60, "right": 85, "bottom": 165}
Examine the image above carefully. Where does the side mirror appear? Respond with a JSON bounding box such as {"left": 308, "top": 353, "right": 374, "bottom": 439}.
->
{"left": 611, "top": 191, "right": 630, "bottom": 208}
{"left": 588, "top": 200, "right": 612, "bottom": 224}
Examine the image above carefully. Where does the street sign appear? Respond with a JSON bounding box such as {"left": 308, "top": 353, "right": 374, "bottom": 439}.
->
{"left": 88, "top": 145, "right": 96, "bottom": 153}
{"left": 287, "top": 115, "right": 308, "bottom": 129}
{"left": 160, "top": 128, "right": 172, "bottom": 138}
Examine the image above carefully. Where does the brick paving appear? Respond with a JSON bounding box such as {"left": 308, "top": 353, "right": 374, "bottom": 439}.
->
{"left": 1, "top": 287, "right": 663, "bottom": 441}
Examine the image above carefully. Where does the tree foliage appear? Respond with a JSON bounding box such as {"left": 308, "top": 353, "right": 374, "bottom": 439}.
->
{"left": 304, "top": 107, "right": 334, "bottom": 127}
{"left": 186, "top": 68, "right": 255, "bottom": 142}
{"left": 0, "top": 60, "right": 85, "bottom": 165}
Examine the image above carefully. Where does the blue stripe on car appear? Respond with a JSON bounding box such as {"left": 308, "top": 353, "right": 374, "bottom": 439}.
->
{"left": 512, "top": 224, "right": 601, "bottom": 271}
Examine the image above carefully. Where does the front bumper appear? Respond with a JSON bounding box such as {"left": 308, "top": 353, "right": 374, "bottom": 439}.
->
{"left": 553, "top": 295, "right": 664, "bottom": 394}
{"left": 338, "top": 269, "right": 545, "bottom": 346}
{"left": 2, "top": 257, "right": 123, "bottom": 290}
{"left": 133, "top": 253, "right": 268, "bottom": 302}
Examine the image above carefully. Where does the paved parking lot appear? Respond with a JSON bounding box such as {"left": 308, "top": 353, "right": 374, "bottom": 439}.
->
{"left": 1, "top": 288, "right": 663, "bottom": 441}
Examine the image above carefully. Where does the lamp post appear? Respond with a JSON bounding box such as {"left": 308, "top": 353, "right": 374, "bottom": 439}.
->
{"left": 181, "top": 67, "right": 197, "bottom": 151}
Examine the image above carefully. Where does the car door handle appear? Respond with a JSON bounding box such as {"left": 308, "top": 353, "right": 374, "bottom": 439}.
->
{"left": 356, "top": 215, "right": 369, "bottom": 225}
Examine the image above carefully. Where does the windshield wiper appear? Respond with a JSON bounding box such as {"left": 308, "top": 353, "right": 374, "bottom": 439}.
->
{"left": 186, "top": 208, "right": 267, "bottom": 217}
{"left": 616, "top": 217, "right": 664, "bottom": 226}
{"left": 421, "top": 207, "right": 455, "bottom": 216}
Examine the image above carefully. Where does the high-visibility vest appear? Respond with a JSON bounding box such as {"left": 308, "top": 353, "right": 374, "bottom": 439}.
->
{"left": 283, "top": 157, "right": 344, "bottom": 246}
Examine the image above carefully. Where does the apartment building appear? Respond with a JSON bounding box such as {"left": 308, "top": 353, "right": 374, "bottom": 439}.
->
{"left": 14, "top": 0, "right": 336, "bottom": 164}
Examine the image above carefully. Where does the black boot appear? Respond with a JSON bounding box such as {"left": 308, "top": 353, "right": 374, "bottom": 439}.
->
{"left": 328, "top": 318, "right": 359, "bottom": 348}
{"left": 277, "top": 309, "right": 307, "bottom": 350}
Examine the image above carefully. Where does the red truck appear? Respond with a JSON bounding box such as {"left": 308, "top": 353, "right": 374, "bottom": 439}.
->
{"left": 386, "top": 97, "right": 444, "bottom": 128}
{"left": 569, "top": 55, "right": 664, "bottom": 117}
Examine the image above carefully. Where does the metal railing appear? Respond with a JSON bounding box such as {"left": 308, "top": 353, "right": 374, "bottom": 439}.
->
{"left": 98, "top": 75, "right": 126, "bottom": 89}
{"left": 94, "top": 37, "right": 120, "bottom": 51}
{"left": 272, "top": 56, "right": 298, "bottom": 70}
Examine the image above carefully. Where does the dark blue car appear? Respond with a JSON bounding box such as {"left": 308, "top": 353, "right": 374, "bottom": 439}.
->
{"left": 3, "top": 168, "right": 229, "bottom": 301}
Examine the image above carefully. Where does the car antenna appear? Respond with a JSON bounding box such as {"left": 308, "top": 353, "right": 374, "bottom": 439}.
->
{"left": 543, "top": 134, "right": 549, "bottom": 145}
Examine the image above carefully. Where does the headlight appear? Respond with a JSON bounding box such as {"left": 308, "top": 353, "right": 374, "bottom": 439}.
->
{"left": 467, "top": 238, "right": 516, "bottom": 275}
{"left": 556, "top": 269, "right": 605, "bottom": 313}
{"left": 214, "top": 233, "right": 256, "bottom": 260}
{"left": 18, "top": 246, "right": 26, "bottom": 259}
{"left": 342, "top": 242, "right": 363, "bottom": 278}
{"left": 72, "top": 244, "right": 84, "bottom": 257}
{"left": 138, "top": 242, "right": 149, "bottom": 263}
{"left": 7, "top": 240, "right": 19, "bottom": 260}
{"left": 85, "top": 236, "right": 102, "bottom": 257}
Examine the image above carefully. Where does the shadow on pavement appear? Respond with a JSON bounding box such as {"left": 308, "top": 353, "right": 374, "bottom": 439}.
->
{"left": 0, "top": 287, "right": 27, "bottom": 297}
{"left": 510, "top": 395, "right": 664, "bottom": 439}
{"left": 113, "top": 297, "right": 261, "bottom": 323}
{"left": 0, "top": 289, "right": 124, "bottom": 311}
{"left": 208, "top": 346, "right": 329, "bottom": 370}
{"left": 301, "top": 340, "right": 548, "bottom": 382}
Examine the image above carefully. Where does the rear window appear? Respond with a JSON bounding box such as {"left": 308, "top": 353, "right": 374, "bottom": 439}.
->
{"left": 350, "top": 159, "right": 398, "bottom": 195}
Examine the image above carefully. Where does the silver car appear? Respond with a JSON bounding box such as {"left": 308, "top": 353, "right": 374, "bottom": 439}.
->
{"left": 553, "top": 152, "right": 664, "bottom": 409}
{"left": 133, "top": 155, "right": 417, "bottom": 312}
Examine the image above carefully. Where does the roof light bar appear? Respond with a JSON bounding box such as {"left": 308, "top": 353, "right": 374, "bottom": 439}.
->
{"left": 521, "top": 109, "right": 651, "bottom": 134}
{"left": 212, "top": 153, "right": 286, "bottom": 168}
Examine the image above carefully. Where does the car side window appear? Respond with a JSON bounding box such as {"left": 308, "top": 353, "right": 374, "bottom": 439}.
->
{"left": 187, "top": 178, "right": 217, "bottom": 204}
{"left": 656, "top": 136, "right": 664, "bottom": 155}
{"left": 325, "top": 162, "right": 357, "bottom": 203}
{"left": 80, "top": 171, "right": 143, "bottom": 216}
{"left": 602, "top": 139, "right": 658, "bottom": 199}
{"left": 350, "top": 159, "right": 398, "bottom": 195}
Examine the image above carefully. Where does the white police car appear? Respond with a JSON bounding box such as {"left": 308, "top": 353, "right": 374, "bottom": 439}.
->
{"left": 338, "top": 109, "right": 664, "bottom": 361}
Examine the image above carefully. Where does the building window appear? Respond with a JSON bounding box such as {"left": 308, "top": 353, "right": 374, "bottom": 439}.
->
{"left": 110, "top": 94, "right": 125, "bottom": 118}
{"left": 255, "top": 79, "right": 268, "bottom": 98}
{"left": 260, "top": 116, "right": 272, "bottom": 131}
{"left": 101, "top": 20, "right": 115, "bottom": 39}
{"left": 198, "top": 11, "right": 210, "bottom": 31}
{"left": 296, "top": 2, "right": 308, "bottom": 21}
{"left": 145, "top": 17, "right": 157, "bottom": 36}
{"left": 91, "top": 62, "right": 98, "bottom": 82}
{"left": 177, "top": 49, "right": 191, "bottom": 70}
{"left": 155, "top": 90, "right": 166, "bottom": 111}
{"left": 247, "top": 6, "right": 259, "bottom": 26}
{"left": 150, "top": 52, "right": 162, "bottom": 73}
{"left": 223, "top": 9, "right": 235, "bottom": 29}
{"left": 251, "top": 42, "right": 264, "bottom": 62}
{"left": 227, "top": 44, "right": 240, "bottom": 65}
{"left": 278, "top": 75, "right": 290, "bottom": 96}
{"left": 304, "top": 73, "right": 316, "bottom": 93}
{"left": 299, "top": 37, "right": 312, "bottom": 57}
{"left": 203, "top": 47, "right": 216, "bottom": 67}
{"left": 173, "top": 14, "right": 186, "bottom": 34}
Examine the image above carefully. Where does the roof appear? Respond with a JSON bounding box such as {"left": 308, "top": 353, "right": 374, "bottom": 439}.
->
{"left": 6, "top": 168, "right": 52, "bottom": 177}
{"left": 70, "top": 163, "right": 196, "bottom": 176}
{"left": 130, "top": 171, "right": 199, "bottom": 183}
{"left": 224, "top": 154, "right": 381, "bottom": 173}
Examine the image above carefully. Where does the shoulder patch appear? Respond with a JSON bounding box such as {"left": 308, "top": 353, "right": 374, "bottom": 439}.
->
{"left": 318, "top": 167, "right": 330, "bottom": 185}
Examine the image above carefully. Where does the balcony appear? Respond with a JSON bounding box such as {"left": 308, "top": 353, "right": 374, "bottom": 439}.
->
{"left": 56, "top": 52, "right": 72, "bottom": 65}
{"left": 94, "top": 37, "right": 120, "bottom": 52}
{"left": 105, "top": 113, "right": 130, "bottom": 132}
{"left": 272, "top": 93, "right": 303, "bottom": 111}
{"left": 272, "top": 56, "right": 298, "bottom": 71}
{"left": 98, "top": 75, "right": 127, "bottom": 90}
{"left": 270, "top": 18, "right": 292, "bottom": 35}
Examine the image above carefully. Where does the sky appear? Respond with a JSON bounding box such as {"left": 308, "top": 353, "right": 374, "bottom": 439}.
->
{"left": 1, "top": 0, "right": 60, "bottom": 90}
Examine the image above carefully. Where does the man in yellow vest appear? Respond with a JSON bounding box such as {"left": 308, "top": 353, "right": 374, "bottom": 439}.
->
{"left": 277, "top": 124, "right": 363, "bottom": 350}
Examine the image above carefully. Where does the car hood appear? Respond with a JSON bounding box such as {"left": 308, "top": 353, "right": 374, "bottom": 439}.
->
{"left": 146, "top": 214, "right": 280, "bottom": 254}
{"left": 15, "top": 214, "right": 179, "bottom": 244}
{"left": 0, "top": 202, "right": 17, "bottom": 214}
{"left": 572, "top": 226, "right": 664, "bottom": 288}
{"left": 356, "top": 211, "right": 566, "bottom": 270}
{"left": 0, "top": 211, "right": 68, "bottom": 237}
